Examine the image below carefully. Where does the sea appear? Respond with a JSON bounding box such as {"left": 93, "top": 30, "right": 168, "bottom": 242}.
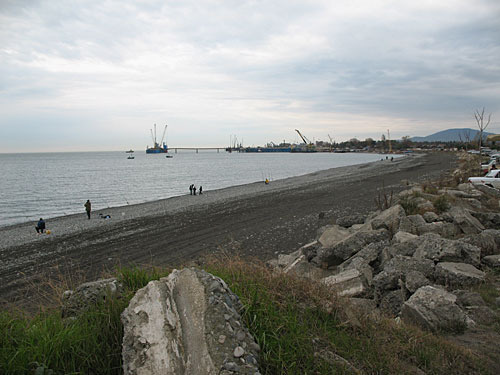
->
{"left": 0, "top": 151, "right": 388, "bottom": 227}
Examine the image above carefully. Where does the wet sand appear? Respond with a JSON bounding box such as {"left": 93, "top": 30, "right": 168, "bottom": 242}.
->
{"left": 0, "top": 152, "right": 456, "bottom": 307}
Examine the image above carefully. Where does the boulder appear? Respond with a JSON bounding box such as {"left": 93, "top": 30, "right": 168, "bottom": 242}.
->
{"left": 413, "top": 233, "right": 481, "bottom": 267}
{"left": 482, "top": 254, "right": 500, "bottom": 268}
{"left": 318, "top": 225, "right": 351, "bottom": 248}
{"left": 373, "top": 255, "right": 435, "bottom": 295}
{"left": 392, "top": 231, "right": 418, "bottom": 244}
{"left": 448, "top": 206, "right": 485, "bottom": 235}
{"left": 277, "top": 250, "right": 302, "bottom": 268}
{"left": 284, "top": 257, "right": 336, "bottom": 280}
{"left": 314, "top": 229, "right": 390, "bottom": 267}
{"left": 405, "top": 271, "right": 431, "bottom": 293}
{"left": 321, "top": 269, "right": 367, "bottom": 297}
{"left": 121, "top": 268, "right": 259, "bottom": 375}
{"left": 453, "top": 290, "right": 486, "bottom": 307}
{"left": 462, "top": 230, "right": 499, "bottom": 257}
{"left": 422, "top": 212, "right": 439, "bottom": 223}
{"left": 434, "top": 262, "right": 486, "bottom": 288}
{"left": 62, "top": 278, "right": 123, "bottom": 318}
{"left": 399, "top": 215, "right": 426, "bottom": 235}
{"left": 370, "top": 204, "right": 406, "bottom": 234}
{"left": 470, "top": 212, "right": 500, "bottom": 230}
{"left": 401, "top": 286, "right": 467, "bottom": 332}
{"left": 336, "top": 214, "right": 366, "bottom": 228}
{"left": 416, "top": 221, "right": 459, "bottom": 238}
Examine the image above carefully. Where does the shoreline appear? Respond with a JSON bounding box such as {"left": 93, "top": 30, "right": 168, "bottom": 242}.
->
{"left": 0, "top": 153, "right": 419, "bottom": 251}
{"left": 0, "top": 152, "right": 455, "bottom": 306}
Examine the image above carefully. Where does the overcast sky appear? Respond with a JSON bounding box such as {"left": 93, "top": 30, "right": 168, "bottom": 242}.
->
{"left": 1, "top": 0, "right": 500, "bottom": 152}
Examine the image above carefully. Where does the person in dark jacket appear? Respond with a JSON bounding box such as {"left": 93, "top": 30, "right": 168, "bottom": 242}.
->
{"left": 193, "top": 185, "right": 197, "bottom": 195}
{"left": 199, "top": 186, "right": 203, "bottom": 194}
{"left": 35, "top": 218, "right": 46, "bottom": 233}
{"left": 84, "top": 200, "right": 91, "bottom": 219}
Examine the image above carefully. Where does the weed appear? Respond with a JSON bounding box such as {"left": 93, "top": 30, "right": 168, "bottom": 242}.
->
{"left": 433, "top": 194, "right": 451, "bottom": 213}
{"left": 374, "top": 183, "right": 393, "bottom": 210}
{"left": 399, "top": 196, "right": 419, "bottom": 215}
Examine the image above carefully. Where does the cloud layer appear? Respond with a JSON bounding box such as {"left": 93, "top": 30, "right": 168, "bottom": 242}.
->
{"left": 1, "top": 0, "right": 500, "bottom": 151}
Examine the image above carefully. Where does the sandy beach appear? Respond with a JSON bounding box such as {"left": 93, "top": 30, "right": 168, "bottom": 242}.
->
{"left": 0, "top": 152, "right": 456, "bottom": 307}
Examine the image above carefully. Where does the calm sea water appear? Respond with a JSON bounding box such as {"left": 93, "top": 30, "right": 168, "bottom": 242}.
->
{"left": 0, "top": 151, "right": 387, "bottom": 227}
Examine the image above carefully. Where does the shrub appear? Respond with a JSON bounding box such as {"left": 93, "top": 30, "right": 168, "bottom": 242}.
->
{"left": 399, "top": 196, "right": 419, "bottom": 215}
{"left": 433, "top": 195, "right": 450, "bottom": 213}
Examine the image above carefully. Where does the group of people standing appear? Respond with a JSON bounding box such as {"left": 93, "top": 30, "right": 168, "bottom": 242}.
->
{"left": 189, "top": 184, "right": 203, "bottom": 195}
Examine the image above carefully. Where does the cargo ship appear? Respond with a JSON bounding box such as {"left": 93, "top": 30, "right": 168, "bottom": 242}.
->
{"left": 146, "top": 124, "right": 169, "bottom": 154}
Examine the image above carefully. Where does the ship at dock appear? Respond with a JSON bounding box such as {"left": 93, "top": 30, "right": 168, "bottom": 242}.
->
{"left": 146, "top": 124, "right": 169, "bottom": 154}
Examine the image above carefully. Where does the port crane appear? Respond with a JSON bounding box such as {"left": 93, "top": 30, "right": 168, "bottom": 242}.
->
{"left": 295, "top": 129, "right": 314, "bottom": 147}
{"left": 327, "top": 134, "right": 334, "bottom": 152}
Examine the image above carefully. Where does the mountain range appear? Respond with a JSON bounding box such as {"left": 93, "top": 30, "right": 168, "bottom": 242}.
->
{"left": 410, "top": 128, "right": 494, "bottom": 142}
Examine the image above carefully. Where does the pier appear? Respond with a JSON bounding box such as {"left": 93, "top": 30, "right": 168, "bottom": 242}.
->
{"left": 170, "top": 147, "right": 229, "bottom": 153}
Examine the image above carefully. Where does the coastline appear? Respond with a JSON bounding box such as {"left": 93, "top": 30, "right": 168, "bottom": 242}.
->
{"left": 0, "top": 153, "right": 416, "bottom": 250}
{"left": 0, "top": 152, "right": 455, "bottom": 306}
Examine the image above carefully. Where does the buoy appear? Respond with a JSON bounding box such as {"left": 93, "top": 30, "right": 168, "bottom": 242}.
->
{"left": 46, "top": 230, "right": 51, "bottom": 234}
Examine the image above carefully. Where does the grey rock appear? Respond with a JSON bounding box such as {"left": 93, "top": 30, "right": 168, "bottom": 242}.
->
{"left": 276, "top": 250, "right": 302, "bottom": 268}
{"left": 401, "top": 286, "right": 467, "bottom": 332}
{"left": 413, "top": 233, "right": 481, "bottom": 267}
{"left": 448, "top": 206, "right": 485, "bottom": 235}
{"left": 284, "top": 258, "right": 336, "bottom": 281}
{"left": 373, "top": 255, "right": 435, "bottom": 298}
{"left": 62, "top": 278, "right": 123, "bottom": 318}
{"left": 399, "top": 214, "right": 426, "bottom": 235}
{"left": 322, "top": 269, "right": 367, "bottom": 297}
{"left": 370, "top": 204, "right": 406, "bottom": 234}
{"left": 462, "top": 230, "right": 499, "bottom": 257}
{"left": 416, "top": 221, "right": 459, "bottom": 238}
{"left": 453, "top": 290, "right": 486, "bottom": 307}
{"left": 392, "top": 231, "right": 418, "bottom": 244}
{"left": 482, "top": 254, "right": 500, "bottom": 268}
{"left": 464, "top": 306, "right": 497, "bottom": 325}
{"left": 435, "top": 262, "right": 486, "bottom": 288}
{"left": 318, "top": 225, "right": 351, "bottom": 248}
{"left": 314, "top": 229, "right": 390, "bottom": 267}
{"left": 405, "top": 271, "right": 431, "bottom": 293}
{"left": 423, "top": 211, "right": 439, "bottom": 223}
{"left": 121, "top": 268, "right": 259, "bottom": 375}
{"left": 470, "top": 212, "right": 500, "bottom": 229}
{"left": 336, "top": 214, "right": 366, "bottom": 228}
{"left": 234, "top": 346, "right": 245, "bottom": 358}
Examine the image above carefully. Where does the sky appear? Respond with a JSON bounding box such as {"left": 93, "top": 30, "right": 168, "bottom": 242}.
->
{"left": 1, "top": 0, "right": 500, "bottom": 152}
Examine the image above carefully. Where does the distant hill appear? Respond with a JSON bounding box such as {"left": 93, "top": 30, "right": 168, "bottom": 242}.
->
{"left": 410, "top": 128, "right": 494, "bottom": 142}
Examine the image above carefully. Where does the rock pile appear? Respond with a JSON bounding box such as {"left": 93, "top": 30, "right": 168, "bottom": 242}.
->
{"left": 270, "top": 180, "right": 500, "bottom": 333}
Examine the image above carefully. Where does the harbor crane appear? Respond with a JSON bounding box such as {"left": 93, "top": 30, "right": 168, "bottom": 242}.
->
{"left": 328, "top": 134, "right": 334, "bottom": 152}
{"left": 295, "top": 129, "right": 313, "bottom": 145}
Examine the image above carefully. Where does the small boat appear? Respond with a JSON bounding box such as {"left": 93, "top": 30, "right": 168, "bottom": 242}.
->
{"left": 165, "top": 155, "right": 173, "bottom": 158}
{"left": 127, "top": 155, "right": 135, "bottom": 159}
{"left": 126, "top": 149, "right": 134, "bottom": 153}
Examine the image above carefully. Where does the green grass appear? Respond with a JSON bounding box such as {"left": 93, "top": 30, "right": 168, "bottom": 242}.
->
{"left": 0, "top": 260, "right": 492, "bottom": 374}
{"left": 206, "top": 256, "right": 490, "bottom": 374}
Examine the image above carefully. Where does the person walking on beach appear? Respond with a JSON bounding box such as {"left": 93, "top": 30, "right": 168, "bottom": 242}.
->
{"left": 35, "top": 218, "right": 46, "bottom": 234}
{"left": 84, "top": 200, "right": 91, "bottom": 219}
{"left": 193, "top": 185, "right": 197, "bottom": 195}
{"left": 189, "top": 184, "right": 193, "bottom": 195}
{"left": 199, "top": 186, "right": 203, "bottom": 195}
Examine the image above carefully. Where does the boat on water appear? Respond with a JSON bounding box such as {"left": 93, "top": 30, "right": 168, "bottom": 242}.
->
{"left": 127, "top": 155, "right": 135, "bottom": 159}
{"left": 165, "top": 155, "right": 173, "bottom": 158}
{"left": 146, "top": 124, "right": 169, "bottom": 154}
{"left": 126, "top": 149, "right": 134, "bottom": 153}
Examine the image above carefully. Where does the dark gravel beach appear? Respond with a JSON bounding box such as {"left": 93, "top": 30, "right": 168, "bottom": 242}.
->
{"left": 0, "top": 152, "right": 456, "bottom": 307}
